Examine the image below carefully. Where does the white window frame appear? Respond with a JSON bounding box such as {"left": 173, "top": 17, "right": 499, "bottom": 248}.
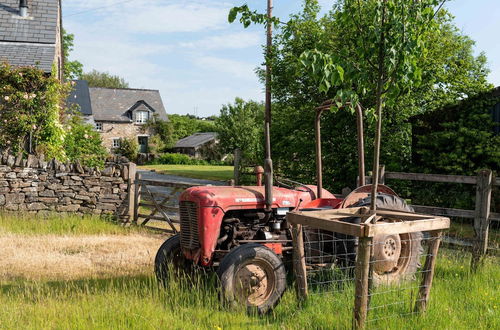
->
{"left": 112, "top": 138, "right": 120, "bottom": 148}
{"left": 135, "top": 110, "right": 149, "bottom": 124}
{"left": 95, "top": 122, "right": 103, "bottom": 131}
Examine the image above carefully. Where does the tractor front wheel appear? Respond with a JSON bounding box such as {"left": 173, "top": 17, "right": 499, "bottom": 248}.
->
{"left": 154, "top": 234, "right": 193, "bottom": 285}
{"left": 217, "top": 243, "right": 286, "bottom": 314}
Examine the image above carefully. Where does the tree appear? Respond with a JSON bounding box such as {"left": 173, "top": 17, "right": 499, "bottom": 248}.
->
{"left": 252, "top": 0, "right": 490, "bottom": 192}
{"left": 169, "top": 114, "right": 216, "bottom": 142}
{"left": 215, "top": 98, "right": 264, "bottom": 164}
{"left": 80, "top": 70, "right": 129, "bottom": 89}
{"left": 143, "top": 114, "right": 175, "bottom": 153}
{"left": 62, "top": 29, "right": 83, "bottom": 80}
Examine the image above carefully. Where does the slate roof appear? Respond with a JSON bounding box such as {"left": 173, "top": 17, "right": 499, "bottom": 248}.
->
{"left": 174, "top": 132, "right": 217, "bottom": 148}
{"left": 89, "top": 87, "right": 168, "bottom": 122}
{"left": 0, "top": 0, "right": 59, "bottom": 73}
{"left": 67, "top": 80, "right": 92, "bottom": 116}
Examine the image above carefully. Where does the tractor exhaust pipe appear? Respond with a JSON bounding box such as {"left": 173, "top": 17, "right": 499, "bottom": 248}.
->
{"left": 264, "top": 0, "right": 273, "bottom": 212}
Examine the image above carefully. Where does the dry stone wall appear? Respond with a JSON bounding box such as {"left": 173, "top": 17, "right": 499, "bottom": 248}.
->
{"left": 0, "top": 153, "right": 134, "bottom": 219}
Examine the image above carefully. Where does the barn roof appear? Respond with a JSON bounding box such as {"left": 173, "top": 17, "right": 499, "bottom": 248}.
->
{"left": 174, "top": 132, "right": 217, "bottom": 148}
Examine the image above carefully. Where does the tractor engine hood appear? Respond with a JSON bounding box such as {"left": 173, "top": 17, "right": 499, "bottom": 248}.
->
{"left": 179, "top": 185, "right": 334, "bottom": 211}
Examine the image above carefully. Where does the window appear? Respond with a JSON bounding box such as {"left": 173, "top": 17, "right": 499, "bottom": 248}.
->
{"left": 112, "top": 138, "right": 120, "bottom": 148}
{"left": 95, "top": 122, "right": 103, "bottom": 131}
{"left": 135, "top": 111, "right": 149, "bottom": 124}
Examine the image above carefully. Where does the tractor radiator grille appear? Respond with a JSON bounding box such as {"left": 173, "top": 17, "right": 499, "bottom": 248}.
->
{"left": 179, "top": 201, "right": 200, "bottom": 250}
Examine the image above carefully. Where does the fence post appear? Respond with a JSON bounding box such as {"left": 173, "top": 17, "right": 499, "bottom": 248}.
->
{"left": 353, "top": 237, "right": 372, "bottom": 329}
{"left": 378, "top": 165, "right": 385, "bottom": 185}
{"left": 292, "top": 224, "right": 308, "bottom": 301}
{"left": 126, "top": 162, "right": 136, "bottom": 223}
{"left": 233, "top": 148, "right": 241, "bottom": 185}
{"left": 133, "top": 171, "right": 141, "bottom": 224}
{"left": 471, "top": 169, "right": 493, "bottom": 271}
{"left": 415, "top": 230, "right": 442, "bottom": 313}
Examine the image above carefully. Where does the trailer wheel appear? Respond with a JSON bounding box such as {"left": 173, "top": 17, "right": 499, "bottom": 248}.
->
{"left": 217, "top": 243, "right": 286, "bottom": 314}
{"left": 339, "top": 194, "right": 423, "bottom": 285}
{"left": 154, "top": 234, "right": 192, "bottom": 284}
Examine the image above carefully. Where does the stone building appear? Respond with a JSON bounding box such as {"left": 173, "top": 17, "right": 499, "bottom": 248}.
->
{"left": 0, "top": 0, "right": 63, "bottom": 80}
{"left": 68, "top": 81, "right": 168, "bottom": 152}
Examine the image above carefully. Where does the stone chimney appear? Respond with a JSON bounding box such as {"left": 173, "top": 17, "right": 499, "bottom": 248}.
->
{"left": 19, "top": 0, "right": 28, "bottom": 17}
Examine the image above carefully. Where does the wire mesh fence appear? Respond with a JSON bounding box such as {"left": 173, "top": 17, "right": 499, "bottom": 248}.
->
{"left": 299, "top": 226, "right": 443, "bottom": 327}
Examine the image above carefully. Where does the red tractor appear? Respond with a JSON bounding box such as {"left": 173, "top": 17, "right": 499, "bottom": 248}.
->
{"left": 154, "top": 101, "right": 422, "bottom": 314}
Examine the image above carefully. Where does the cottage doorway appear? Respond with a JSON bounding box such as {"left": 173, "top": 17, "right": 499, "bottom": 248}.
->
{"left": 138, "top": 136, "right": 148, "bottom": 153}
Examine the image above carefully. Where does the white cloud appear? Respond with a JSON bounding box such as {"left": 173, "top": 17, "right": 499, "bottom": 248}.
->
{"left": 65, "top": 1, "right": 232, "bottom": 34}
{"left": 180, "top": 31, "right": 261, "bottom": 50}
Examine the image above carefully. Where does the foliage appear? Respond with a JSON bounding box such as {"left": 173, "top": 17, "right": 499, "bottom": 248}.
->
{"left": 169, "top": 114, "right": 216, "bottom": 142}
{"left": 142, "top": 115, "right": 175, "bottom": 154}
{"left": 248, "top": 0, "right": 491, "bottom": 191}
{"left": 63, "top": 114, "right": 108, "bottom": 168}
{"left": 62, "top": 29, "right": 84, "bottom": 80}
{"left": 414, "top": 93, "right": 500, "bottom": 175}
{"left": 215, "top": 98, "right": 264, "bottom": 165}
{"left": 80, "top": 70, "right": 129, "bottom": 89}
{"left": 0, "top": 63, "right": 67, "bottom": 160}
{"left": 115, "top": 137, "right": 138, "bottom": 162}
{"left": 152, "top": 153, "right": 209, "bottom": 166}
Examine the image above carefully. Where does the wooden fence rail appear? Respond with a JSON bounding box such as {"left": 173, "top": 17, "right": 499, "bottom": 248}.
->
{"left": 372, "top": 167, "right": 497, "bottom": 271}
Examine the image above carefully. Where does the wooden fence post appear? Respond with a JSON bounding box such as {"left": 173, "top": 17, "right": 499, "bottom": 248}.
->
{"left": 292, "top": 224, "right": 308, "bottom": 301}
{"left": 379, "top": 165, "right": 385, "bottom": 185}
{"left": 414, "top": 230, "right": 442, "bottom": 313}
{"left": 471, "top": 169, "right": 493, "bottom": 271}
{"left": 353, "top": 237, "right": 372, "bottom": 329}
{"left": 233, "top": 148, "right": 241, "bottom": 185}
{"left": 126, "top": 162, "right": 136, "bottom": 223}
{"left": 133, "top": 172, "right": 141, "bottom": 224}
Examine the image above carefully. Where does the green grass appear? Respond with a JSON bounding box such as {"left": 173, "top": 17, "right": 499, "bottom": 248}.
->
{"left": 0, "top": 249, "right": 498, "bottom": 329}
{"left": 139, "top": 164, "right": 234, "bottom": 181}
{"left": 0, "top": 212, "right": 147, "bottom": 236}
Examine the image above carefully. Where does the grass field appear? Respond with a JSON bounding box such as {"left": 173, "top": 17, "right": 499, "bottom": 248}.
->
{"left": 0, "top": 213, "right": 499, "bottom": 329}
{"left": 139, "top": 164, "right": 234, "bottom": 181}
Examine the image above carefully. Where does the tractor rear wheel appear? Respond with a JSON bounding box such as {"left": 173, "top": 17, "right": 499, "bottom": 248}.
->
{"left": 217, "top": 243, "right": 286, "bottom": 314}
{"left": 339, "top": 194, "right": 423, "bottom": 285}
{"left": 154, "top": 234, "right": 193, "bottom": 285}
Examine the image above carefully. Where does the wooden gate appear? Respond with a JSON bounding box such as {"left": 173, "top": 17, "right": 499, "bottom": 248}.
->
{"left": 132, "top": 176, "right": 198, "bottom": 233}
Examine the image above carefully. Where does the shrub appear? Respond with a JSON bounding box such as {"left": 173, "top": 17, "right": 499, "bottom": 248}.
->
{"left": 153, "top": 153, "right": 208, "bottom": 165}
{"left": 64, "top": 114, "right": 108, "bottom": 168}
{"left": 115, "top": 137, "right": 138, "bottom": 162}
{"left": 0, "top": 63, "right": 68, "bottom": 159}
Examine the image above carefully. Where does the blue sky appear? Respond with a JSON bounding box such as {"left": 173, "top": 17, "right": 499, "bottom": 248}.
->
{"left": 63, "top": 0, "right": 500, "bottom": 117}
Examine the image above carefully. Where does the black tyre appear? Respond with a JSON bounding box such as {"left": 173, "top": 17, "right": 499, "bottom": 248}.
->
{"left": 154, "top": 234, "right": 193, "bottom": 284}
{"left": 217, "top": 243, "right": 286, "bottom": 314}
{"left": 338, "top": 194, "right": 423, "bottom": 285}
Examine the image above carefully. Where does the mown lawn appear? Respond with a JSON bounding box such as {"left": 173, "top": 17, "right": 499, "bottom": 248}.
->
{"left": 138, "top": 164, "right": 233, "bottom": 181}
{"left": 0, "top": 214, "right": 498, "bottom": 329}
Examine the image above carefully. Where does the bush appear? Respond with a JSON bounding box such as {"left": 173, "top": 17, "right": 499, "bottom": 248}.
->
{"left": 0, "top": 63, "right": 68, "bottom": 159}
{"left": 64, "top": 114, "right": 108, "bottom": 168}
{"left": 115, "top": 137, "right": 138, "bottom": 162}
{"left": 152, "top": 153, "right": 208, "bottom": 165}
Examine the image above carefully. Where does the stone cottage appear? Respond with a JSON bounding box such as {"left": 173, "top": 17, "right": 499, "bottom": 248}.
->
{"left": 0, "top": 0, "right": 63, "bottom": 80}
{"left": 68, "top": 81, "right": 168, "bottom": 152}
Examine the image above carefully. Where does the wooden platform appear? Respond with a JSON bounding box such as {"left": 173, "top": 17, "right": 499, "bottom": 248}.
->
{"left": 287, "top": 206, "right": 450, "bottom": 237}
